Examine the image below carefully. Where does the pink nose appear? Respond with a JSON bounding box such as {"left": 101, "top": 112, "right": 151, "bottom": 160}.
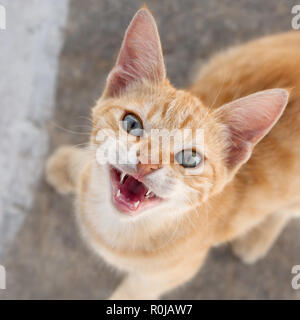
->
{"left": 136, "top": 162, "right": 160, "bottom": 178}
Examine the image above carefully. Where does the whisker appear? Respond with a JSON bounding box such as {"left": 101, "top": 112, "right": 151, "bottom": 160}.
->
{"left": 50, "top": 121, "right": 92, "bottom": 136}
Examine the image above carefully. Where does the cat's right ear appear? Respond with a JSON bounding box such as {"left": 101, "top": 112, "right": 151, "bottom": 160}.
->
{"left": 103, "top": 8, "right": 166, "bottom": 98}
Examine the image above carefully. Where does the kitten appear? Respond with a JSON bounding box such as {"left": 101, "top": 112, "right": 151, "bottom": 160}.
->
{"left": 46, "top": 7, "right": 300, "bottom": 299}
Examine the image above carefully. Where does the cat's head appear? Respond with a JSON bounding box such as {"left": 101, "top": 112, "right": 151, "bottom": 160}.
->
{"left": 91, "top": 8, "right": 288, "bottom": 219}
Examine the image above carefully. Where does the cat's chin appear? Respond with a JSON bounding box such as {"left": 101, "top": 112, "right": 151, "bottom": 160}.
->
{"left": 109, "top": 166, "right": 163, "bottom": 216}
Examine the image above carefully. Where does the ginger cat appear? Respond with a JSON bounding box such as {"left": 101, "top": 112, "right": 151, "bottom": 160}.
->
{"left": 46, "top": 8, "right": 300, "bottom": 299}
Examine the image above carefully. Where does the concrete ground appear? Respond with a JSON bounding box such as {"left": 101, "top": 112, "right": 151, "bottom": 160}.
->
{"left": 0, "top": 0, "right": 300, "bottom": 299}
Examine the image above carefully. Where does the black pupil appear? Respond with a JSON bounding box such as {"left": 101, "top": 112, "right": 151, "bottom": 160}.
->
{"left": 176, "top": 150, "right": 201, "bottom": 168}
{"left": 128, "top": 118, "right": 138, "bottom": 130}
{"left": 123, "top": 114, "right": 142, "bottom": 136}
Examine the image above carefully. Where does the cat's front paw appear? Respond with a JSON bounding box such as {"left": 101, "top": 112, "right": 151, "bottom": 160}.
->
{"left": 108, "top": 278, "right": 159, "bottom": 300}
{"left": 108, "top": 289, "right": 158, "bottom": 300}
{"left": 231, "top": 236, "right": 269, "bottom": 265}
{"left": 46, "top": 145, "right": 76, "bottom": 195}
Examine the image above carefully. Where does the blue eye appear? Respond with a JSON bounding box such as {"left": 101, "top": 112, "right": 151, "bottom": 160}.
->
{"left": 122, "top": 113, "right": 143, "bottom": 137}
{"left": 175, "top": 150, "right": 202, "bottom": 168}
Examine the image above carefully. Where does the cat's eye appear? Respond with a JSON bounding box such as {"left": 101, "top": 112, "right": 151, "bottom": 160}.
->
{"left": 175, "top": 150, "right": 202, "bottom": 168}
{"left": 122, "top": 113, "right": 143, "bottom": 137}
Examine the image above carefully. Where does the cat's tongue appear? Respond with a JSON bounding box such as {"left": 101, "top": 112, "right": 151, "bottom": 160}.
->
{"left": 110, "top": 166, "right": 161, "bottom": 215}
{"left": 120, "top": 176, "right": 148, "bottom": 202}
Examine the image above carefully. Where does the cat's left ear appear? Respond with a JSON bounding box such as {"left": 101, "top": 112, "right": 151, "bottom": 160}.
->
{"left": 104, "top": 8, "right": 166, "bottom": 97}
{"left": 215, "top": 89, "right": 289, "bottom": 171}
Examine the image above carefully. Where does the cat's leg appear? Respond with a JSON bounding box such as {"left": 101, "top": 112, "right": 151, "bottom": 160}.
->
{"left": 109, "top": 251, "right": 208, "bottom": 300}
{"left": 110, "top": 270, "right": 197, "bottom": 300}
{"left": 231, "top": 210, "right": 292, "bottom": 264}
{"left": 46, "top": 146, "right": 90, "bottom": 194}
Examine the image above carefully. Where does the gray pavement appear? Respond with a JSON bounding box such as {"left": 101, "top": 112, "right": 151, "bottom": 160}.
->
{"left": 0, "top": 0, "right": 69, "bottom": 258}
{"left": 0, "top": 0, "right": 300, "bottom": 299}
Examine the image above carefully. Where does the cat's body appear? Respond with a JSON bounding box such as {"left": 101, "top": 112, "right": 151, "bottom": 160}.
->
{"left": 191, "top": 31, "right": 300, "bottom": 259}
{"left": 46, "top": 9, "right": 300, "bottom": 299}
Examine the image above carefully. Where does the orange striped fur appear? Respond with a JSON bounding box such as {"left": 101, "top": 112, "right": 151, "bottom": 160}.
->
{"left": 46, "top": 8, "right": 300, "bottom": 299}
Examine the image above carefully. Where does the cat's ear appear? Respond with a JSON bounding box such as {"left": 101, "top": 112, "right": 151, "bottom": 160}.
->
{"left": 216, "top": 89, "right": 289, "bottom": 170}
{"left": 104, "top": 8, "right": 166, "bottom": 97}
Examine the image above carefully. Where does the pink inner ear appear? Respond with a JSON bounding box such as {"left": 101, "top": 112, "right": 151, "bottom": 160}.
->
{"left": 217, "top": 89, "right": 289, "bottom": 169}
{"left": 105, "top": 9, "right": 166, "bottom": 97}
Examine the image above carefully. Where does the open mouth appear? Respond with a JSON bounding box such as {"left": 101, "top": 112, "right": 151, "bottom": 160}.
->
{"left": 109, "top": 166, "right": 162, "bottom": 215}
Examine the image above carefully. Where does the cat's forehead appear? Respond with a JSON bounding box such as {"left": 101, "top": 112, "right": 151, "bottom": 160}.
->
{"left": 94, "top": 85, "right": 209, "bottom": 131}
{"left": 138, "top": 88, "right": 208, "bottom": 130}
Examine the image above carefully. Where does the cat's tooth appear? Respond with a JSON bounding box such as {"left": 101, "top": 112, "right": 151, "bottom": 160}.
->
{"left": 146, "top": 190, "right": 155, "bottom": 198}
{"left": 134, "top": 201, "right": 140, "bottom": 208}
{"left": 120, "top": 172, "right": 126, "bottom": 184}
{"left": 117, "top": 189, "right": 121, "bottom": 197}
